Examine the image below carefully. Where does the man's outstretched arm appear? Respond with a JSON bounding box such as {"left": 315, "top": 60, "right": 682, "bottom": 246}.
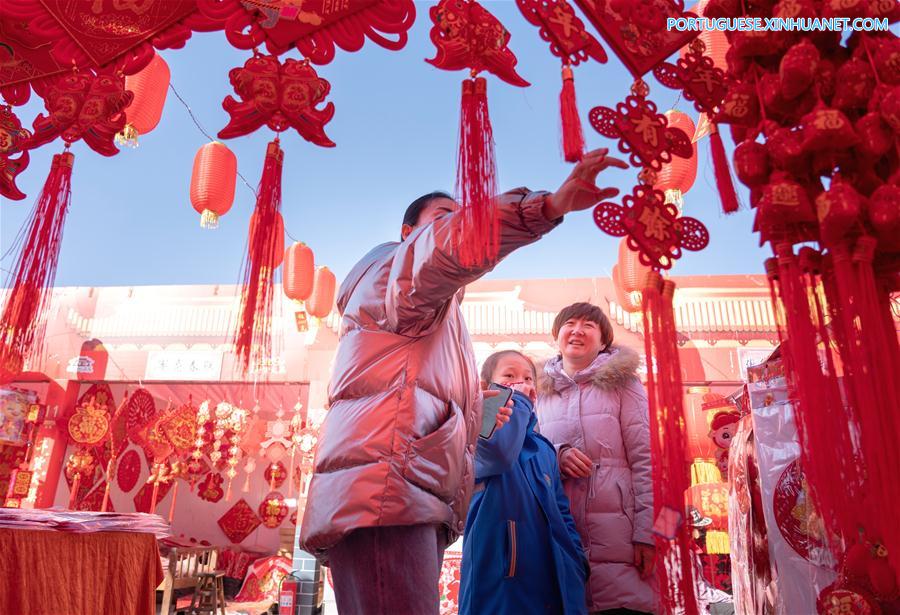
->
{"left": 385, "top": 149, "right": 627, "bottom": 335}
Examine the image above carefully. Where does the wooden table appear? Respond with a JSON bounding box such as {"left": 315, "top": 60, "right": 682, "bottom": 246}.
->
{"left": 0, "top": 528, "right": 164, "bottom": 615}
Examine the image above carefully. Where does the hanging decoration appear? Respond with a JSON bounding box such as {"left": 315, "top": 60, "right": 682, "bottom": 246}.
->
{"left": 218, "top": 497, "right": 262, "bottom": 544}
{"left": 571, "top": 0, "right": 697, "bottom": 79}
{"left": 426, "top": 0, "right": 529, "bottom": 266}
{"left": 283, "top": 242, "right": 316, "bottom": 304}
{"left": 117, "top": 52, "right": 171, "bottom": 147}
{"left": 233, "top": 140, "right": 286, "bottom": 373}
{"left": 264, "top": 461, "right": 286, "bottom": 490}
{"left": 0, "top": 105, "right": 31, "bottom": 201}
{"left": 306, "top": 266, "right": 336, "bottom": 320}
{"left": 189, "top": 141, "right": 238, "bottom": 229}
{"left": 514, "top": 0, "right": 607, "bottom": 162}
{"left": 258, "top": 490, "right": 288, "bottom": 528}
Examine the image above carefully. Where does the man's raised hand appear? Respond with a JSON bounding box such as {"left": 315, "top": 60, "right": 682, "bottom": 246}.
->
{"left": 543, "top": 148, "right": 629, "bottom": 220}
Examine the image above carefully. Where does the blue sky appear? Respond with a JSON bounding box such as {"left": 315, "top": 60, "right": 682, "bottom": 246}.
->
{"left": 1, "top": 1, "right": 768, "bottom": 289}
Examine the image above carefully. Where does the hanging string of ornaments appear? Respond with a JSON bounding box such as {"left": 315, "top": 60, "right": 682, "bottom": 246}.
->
{"left": 1, "top": 0, "right": 898, "bottom": 611}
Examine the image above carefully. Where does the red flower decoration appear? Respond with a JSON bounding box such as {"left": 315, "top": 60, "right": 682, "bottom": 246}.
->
{"left": 589, "top": 91, "right": 692, "bottom": 171}
{"left": 0, "top": 105, "right": 31, "bottom": 201}
{"left": 27, "top": 70, "right": 132, "bottom": 156}
{"left": 198, "top": 472, "right": 225, "bottom": 503}
{"left": 218, "top": 54, "right": 335, "bottom": 145}
{"left": 426, "top": 0, "right": 529, "bottom": 87}
{"left": 593, "top": 184, "right": 708, "bottom": 269}
{"left": 515, "top": 0, "right": 606, "bottom": 66}
{"left": 218, "top": 498, "right": 263, "bottom": 544}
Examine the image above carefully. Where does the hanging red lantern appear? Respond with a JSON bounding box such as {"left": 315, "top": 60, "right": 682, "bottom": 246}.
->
{"left": 654, "top": 110, "right": 697, "bottom": 208}
{"left": 617, "top": 239, "right": 652, "bottom": 294}
{"left": 117, "top": 52, "right": 170, "bottom": 147}
{"left": 612, "top": 265, "right": 641, "bottom": 313}
{"left": 684, "top": 397, "right": 717, "bottom": 461}
{"left": 283, "top": 242, "right": 315, "bottom": 302}
{"left": 683, "top": 1, "right": 729, "bottom": 72}
{"left": 190, "top": 141, "right": 237, "bottom": 229}
{"left": 306, "top": 267, "right": 336, "bottom": 319}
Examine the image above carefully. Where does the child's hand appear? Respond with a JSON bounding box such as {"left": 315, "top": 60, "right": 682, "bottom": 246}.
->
{"left": 508, "top": 382, "right": 537, "bottom": 402}
{"left": 560, "top": 447, "right": 593, "bottom": 478}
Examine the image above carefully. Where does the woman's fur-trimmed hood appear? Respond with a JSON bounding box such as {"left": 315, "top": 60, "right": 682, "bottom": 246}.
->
{"left": 539, "top": 345, "right": 641, "bottom": 394}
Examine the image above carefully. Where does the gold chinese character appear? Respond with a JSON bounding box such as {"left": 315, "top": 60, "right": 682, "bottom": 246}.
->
{"left": 638, "top": 206, "right": 671, "bottom": 242}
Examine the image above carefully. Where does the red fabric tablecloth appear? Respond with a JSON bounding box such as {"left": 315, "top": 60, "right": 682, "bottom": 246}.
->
{"left": 0, "top": 528, "right": 164, "bottom": 615}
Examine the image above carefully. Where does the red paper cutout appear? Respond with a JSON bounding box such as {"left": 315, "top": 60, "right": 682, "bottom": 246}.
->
{"left": 589, "top": 93, "right": 692, "bottom": 170}
{"left": 116, "top": 449, "right": 142, "bottom": 493}
{"left": 571, "top": 0, "right": 697, "bottom": 78}
{"left": 76, "top": 482, "right": 113, "bottom": 512}
{"left": 593, "top": 184, "right": 708, "bottom": 269}
{"left": 426, "top": 0, "right": 529, "bottom": 87}
{"left": 218, "top": 498, "right": 263, "bottom": 544}
{"left": 125, "top": 388, "right": 157, "bottom": 439}
{"left": 218, "top": 54, "right": 335, "bottom": 145}
{"left": 652, "top": 44, "right": 729, "bottom": 115}
{"left": 195, "top": 0, "right": 415, "bottom": 64}
{"left": 515, "top": 0, "right": 606, "bottom": 66}
{"left": 198, "top": 471, "right": 224, "bottom": 503}
{"left": 26, "top": 69, "right": 132, "bottom": 156}
{"left": 817, "top": 584, "right": 881, "bottom": 615}
{"left": 0, "top": 105, "right": 31, "bottom": 201}
{"left": 132, "top": 477, "right": 172, "bottom": 513}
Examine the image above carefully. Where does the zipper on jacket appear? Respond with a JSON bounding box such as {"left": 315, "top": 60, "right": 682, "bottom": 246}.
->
{"left": 506, "top": 520, "right": 517, "bottom": 578}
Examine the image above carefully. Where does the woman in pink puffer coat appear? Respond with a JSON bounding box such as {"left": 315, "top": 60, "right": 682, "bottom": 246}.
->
{"left": 537, "top": 302, "right": 656, "bottom": 614}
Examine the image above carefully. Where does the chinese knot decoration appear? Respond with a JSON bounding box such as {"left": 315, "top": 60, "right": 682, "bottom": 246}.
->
{"left": 426, "top": 0, "right": 528, "bottom": 267}
{"left": 589, "top": 81, "right": 693, "bottom": 171}
{"left": 68, "top": 396, "right": 111, "bottom": 446}
{"left": 593, "top": 184, "right": 709, "bottom": 270}
{"left": 218, "top": 53, "right": 336, "bottom": 146}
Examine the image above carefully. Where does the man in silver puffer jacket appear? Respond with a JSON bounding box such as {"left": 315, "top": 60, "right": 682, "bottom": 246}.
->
{"left": 299, "top": 148, "right": 627, "bottom": 614}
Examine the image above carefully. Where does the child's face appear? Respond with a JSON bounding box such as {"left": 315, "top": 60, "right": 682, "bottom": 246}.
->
{"left": 491, "top": 354, "right": 536, "bottom": 401}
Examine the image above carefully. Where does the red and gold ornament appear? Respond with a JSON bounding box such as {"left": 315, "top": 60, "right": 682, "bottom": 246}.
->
{"left": 0, "top": 105, "right": 31, "bottom": 201}
{"left": 258, "top": 491, "right": 288, "bottom": 528}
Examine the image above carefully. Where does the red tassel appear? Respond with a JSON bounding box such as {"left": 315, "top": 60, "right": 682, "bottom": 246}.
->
{"left": 0, "top": 151, "right": 74, "bottom": 381}
{"left": 827, "top": 238, "right": 900, "bottom": 571}
{"left": 456, "top": 77, "right": 499, "bottom": 267}
{"left": 560, "top": 65, "right": 584, "bottom": 163}
{"left": 234, "top": 139, "right": 284, "bottom": 374}
{"left": 642, "top": 272, "right": 698, "bottom": 615}
{"left": 769, "top": 244, "right": 866, "bottom": 555}
{"left": 709, "top": 125, "right": 740, "bottom": 214}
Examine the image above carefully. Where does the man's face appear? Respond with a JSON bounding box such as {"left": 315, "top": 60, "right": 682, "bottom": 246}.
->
{"left": 401, "top": 197, "right": 458, "bottom": 240}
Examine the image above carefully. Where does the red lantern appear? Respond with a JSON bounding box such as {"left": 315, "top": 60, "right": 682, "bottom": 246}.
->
{"left": 283, "top": 242, "right": 315, "bottom": 302}
{"left": 683, "top": 1, "right": 728, "bottom": 72}
{"left": 307, "top": 267, "right": 336, "bottom": 319}
{"left": 118, "top": 53, "right": 171, "bottom": 147}
{"left": 190, "top": 142, "right": 237, "bottom": 229}
{"left": 248, "top": 210, "right": 285, "bottom": 270}
{"left": 617, "top": 239, "right": 652, "bottom": 294}
{"left": 612, "top": 265, "right": 641, "bottom": 313}
{"left": 654, "top": 110, "right": 697, "bottom": 207}
{"left": 733, "top": 140, "right": 770, "bottom": 188}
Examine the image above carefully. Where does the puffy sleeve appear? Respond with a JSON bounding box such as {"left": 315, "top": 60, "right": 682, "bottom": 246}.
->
{"left": 620, "top": 376, "right": 653, "bottom": 544}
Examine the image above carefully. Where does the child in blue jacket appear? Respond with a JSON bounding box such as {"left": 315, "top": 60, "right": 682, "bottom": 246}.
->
{"left": 460, "top": 350, "right": 588, "bottom": 615}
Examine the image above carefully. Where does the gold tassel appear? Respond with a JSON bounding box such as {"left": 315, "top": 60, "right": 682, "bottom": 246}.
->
{"left": 691, "top": 459, "right": 722, "bottom": 485}
{"left": 114, "top": 124, "right": 139, "bottom": 148}
{"left": 706, "top": 530, "right": 730, "bottom": 554}
{"left": 200, "top": 209, "right": 219, "bottom": 229}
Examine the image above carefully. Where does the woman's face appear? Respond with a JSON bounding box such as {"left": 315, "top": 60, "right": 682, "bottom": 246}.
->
{"left": 490, "top": 354, "right": 536, "bottom": 401}
{"left": 556, "top": 317, "right": 604, "bottom": 362}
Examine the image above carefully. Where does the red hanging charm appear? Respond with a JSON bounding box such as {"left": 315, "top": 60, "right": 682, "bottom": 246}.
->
{"left": 234, "top": 139, "right": 285, "bottom": 374}
{"left": 427, "top": 0, "right": 528, "bottom": 266}
{"left": 589, "top": 80, "right": 693, "bottom": 171}
{"left": 0, "top": 105, "right": 32, "bottom": 201}
{"left": 0, "top": 150, "right": 74, "bottom": 381}
{"left": 219, "top": 54, "right": 335, "bottom": 145}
